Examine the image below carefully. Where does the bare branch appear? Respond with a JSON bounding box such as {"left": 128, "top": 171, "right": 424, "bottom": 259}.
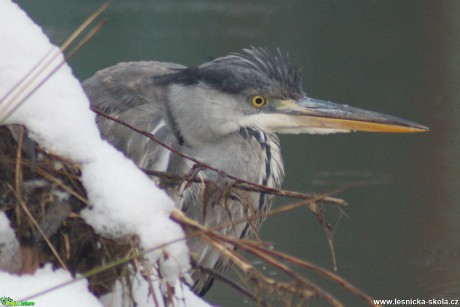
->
{"left": 92, "top": 108, "right": 347, "bottom": 207}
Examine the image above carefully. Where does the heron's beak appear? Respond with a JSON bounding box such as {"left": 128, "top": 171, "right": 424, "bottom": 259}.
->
{"left": 273, "top": 97, "right": 429, "bottom": 133}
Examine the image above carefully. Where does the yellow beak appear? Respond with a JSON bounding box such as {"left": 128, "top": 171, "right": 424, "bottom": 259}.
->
{"left": 275, "top": 97, "right": 429, "bottom": 133}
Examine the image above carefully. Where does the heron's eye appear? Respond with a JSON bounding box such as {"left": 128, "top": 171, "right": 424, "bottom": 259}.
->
{"left": 251, "top": 95, "right": 266, "bottom": 108}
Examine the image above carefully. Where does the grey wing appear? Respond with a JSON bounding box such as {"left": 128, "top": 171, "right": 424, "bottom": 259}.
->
{"left": 83, "top": 61, "right": 185, "bottom": 114}
{"left": 82, "top": 61, "right": 187, "bottom": 173}
{"left": 83, "top": 61, "right": 261, "bottom": 295}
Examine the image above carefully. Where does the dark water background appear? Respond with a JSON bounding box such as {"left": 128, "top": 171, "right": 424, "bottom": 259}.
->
{"left": 14, "top": 1, "right": 460, "bottom": 306}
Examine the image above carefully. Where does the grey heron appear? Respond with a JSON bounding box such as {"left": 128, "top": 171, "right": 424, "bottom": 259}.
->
{"left": 82, "top": 47, "right": 428, "bottom": 295}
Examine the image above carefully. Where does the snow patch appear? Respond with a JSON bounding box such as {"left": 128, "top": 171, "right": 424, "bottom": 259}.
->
{"left": 0, "top": 265, "right": 102, "bottom": 307}
{"left": 0, "top": 212, "right": 21, "bottom": 273}
{"left": 0, "top": 0, "right": 204, "bottom": 305}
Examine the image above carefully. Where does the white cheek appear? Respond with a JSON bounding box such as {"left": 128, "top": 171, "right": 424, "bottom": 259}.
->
{"left": 278, "top": 127, "right": 351, "bottom": 134}
{"left": 238, "top": 113, "right": 351, "bottom": 135}
{"left": 238, "top": 113, "right": 291, "bottom": 131}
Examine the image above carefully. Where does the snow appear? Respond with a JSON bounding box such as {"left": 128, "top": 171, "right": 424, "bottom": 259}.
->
{"left": 0, "top": 265, "right": 102, "bottom": 307}
{"left": 99, "top": 269, "right": 212, "bottom": 307}
{"left": 0, "top": 1, "right": 208, "bottom": 306}
{"left": 80, "top": 144, "right": 189, "bottom": 280}
{"left": 0, "top": 212, "right": 21, "bottom": 273}
{"left": 0, "top": 265, "right": 210, "bottom": 307}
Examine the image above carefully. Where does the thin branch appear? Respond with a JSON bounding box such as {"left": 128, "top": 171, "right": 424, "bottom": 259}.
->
{"left": 14, "top": 126, "right": 25, "bottom": 224}
{"left": 0, "top": 4, "right": 108, "bottom": 123}
{"left": 241, "top": 240, "right": 376, "bottom": 306}
{"left": 33, "top": 166, "right": 88, "bottom": 205}
{"left": 144, "top": 168, "right": 347, "bottom": 206}
{"left": 18, "top": 203, "right": 372, "bottom": 306}
{"left": 194, "top": 264, "right": 263, "bottom": 305}
{"left": 4, "top": 156, "right": 89, "bottom": 204}
{"left": 308, "top": 202, "right": 338, "bottom": 271}
{"left": 64, "top": 19, "right": 107, "bottom": 63}
{"left": 6, "top": 184, "right": 68, "bottom": 271}
{"left": 59, "top": 2, "right": 110, "bottom": 53}
{"left": 92, "top": 107, "right": 347, "bottom": 206}
{"left": 173, "top": 210, "right": 337, "bottom": 306}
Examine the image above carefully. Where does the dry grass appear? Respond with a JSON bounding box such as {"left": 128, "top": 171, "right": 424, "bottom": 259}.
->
{"left": 0, "top": 124, "right": 376, "bottom": 306}
{"left": 0, "top": 3, "right": 379, "bottom": 306}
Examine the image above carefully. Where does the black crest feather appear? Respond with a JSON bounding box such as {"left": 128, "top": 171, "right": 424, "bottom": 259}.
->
{"left": 163, "top": 47, "right": 304, "bottom": 99}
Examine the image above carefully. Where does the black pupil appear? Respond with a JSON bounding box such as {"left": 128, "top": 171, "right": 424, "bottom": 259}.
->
{"left": 256, "top": 97, "right": 263, "bottom": 105}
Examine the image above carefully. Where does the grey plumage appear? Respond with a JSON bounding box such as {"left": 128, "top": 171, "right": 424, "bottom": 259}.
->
{"left": 82, "top": 47, "right": 427, "bottom": 295}
{"left": 84, "top": 48, "right": 287, "bottom": 294}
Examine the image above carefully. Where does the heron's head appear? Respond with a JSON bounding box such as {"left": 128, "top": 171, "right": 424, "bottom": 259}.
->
{"left": 161, "top": 47, "right": 428, "bottom": 146}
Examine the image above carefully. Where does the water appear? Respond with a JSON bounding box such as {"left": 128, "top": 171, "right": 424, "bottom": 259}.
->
{"left": 15, "top": 0, "right": 460, "bottom": 305}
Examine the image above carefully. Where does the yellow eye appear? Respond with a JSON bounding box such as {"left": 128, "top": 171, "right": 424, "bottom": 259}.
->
{"left": 251, "top": 95, "right": 266, "bottom": 108}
